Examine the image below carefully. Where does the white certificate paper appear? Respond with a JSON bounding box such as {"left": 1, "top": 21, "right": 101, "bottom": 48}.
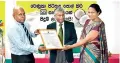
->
{"left": 40, "top": 29, "right": 63, "bottom": 50}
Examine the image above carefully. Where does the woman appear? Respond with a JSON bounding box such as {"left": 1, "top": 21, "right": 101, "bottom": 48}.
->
{"left": 64, "top": 4, "right": 108, "bottom": 63}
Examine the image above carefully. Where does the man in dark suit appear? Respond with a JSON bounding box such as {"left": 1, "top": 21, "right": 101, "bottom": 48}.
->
{"left": 47, "top": 7, "right": 77, "bottom": 63}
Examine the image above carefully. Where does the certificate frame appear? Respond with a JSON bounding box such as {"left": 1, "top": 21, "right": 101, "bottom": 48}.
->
{"left": 39, "top": 29, "right": 63, "bottom": 50}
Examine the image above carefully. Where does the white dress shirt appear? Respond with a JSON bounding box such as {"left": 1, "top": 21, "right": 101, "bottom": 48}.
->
{"left": 7, "top": 20, "right": 39, "bottom": 55}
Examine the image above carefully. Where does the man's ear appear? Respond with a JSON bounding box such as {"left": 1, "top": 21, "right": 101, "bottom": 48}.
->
{"left": 13, "top": 14, "right": 15, "bottom": 18}
{"left": 13, "top": 14, "right": 14, "bottom": 17}
{"left": 13, "top": 13, "right": 16, "bottom": 19}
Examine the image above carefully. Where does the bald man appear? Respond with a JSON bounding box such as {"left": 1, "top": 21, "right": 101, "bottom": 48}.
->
{"left": 7, "top": 7, "right": 46, "bottom": 63}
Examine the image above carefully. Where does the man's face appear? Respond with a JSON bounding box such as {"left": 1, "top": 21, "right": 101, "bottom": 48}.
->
{"left": 55, "top": 11, "right": 65, "bottom": 23}
{"left": 13, "top": 8, "right": 26, "bottom": 23}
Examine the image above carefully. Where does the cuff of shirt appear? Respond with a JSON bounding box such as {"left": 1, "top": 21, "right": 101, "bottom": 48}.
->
{"left": 33, "top": 45, "right": 40, "bottom": 54}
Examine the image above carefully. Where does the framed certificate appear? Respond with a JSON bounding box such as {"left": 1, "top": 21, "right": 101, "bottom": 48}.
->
{"left": 39, "top": 29, "right": 63, "bottom": 50}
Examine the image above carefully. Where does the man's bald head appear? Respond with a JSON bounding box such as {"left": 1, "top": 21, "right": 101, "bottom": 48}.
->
{"left": 13, "top": 6, "right": 26, "bottom": 23}
{"left": 13, "top": 6, "right": 24, "bottom": 15}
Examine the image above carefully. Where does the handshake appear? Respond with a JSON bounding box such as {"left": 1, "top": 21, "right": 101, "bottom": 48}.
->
{"left": 38, "top": 45, "right": 72, "bottom": 52}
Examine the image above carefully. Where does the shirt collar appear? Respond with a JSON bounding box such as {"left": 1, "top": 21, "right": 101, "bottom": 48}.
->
{"left": 56, "top": 20, "right": 64, "bottom": 27}
{"left": 14, "top": 20, "right": 24, "bottom": 25}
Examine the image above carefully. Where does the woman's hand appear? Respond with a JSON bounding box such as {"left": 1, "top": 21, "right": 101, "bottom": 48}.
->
{"left": 63, "top": 45, "right": 71, "bottom": 50}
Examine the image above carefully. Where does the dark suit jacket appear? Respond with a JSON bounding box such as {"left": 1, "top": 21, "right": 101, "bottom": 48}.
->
{"left": 47, "top": 21, "right": 77, "bottom": 63}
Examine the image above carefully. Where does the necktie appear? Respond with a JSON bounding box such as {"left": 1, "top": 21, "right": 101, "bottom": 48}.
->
{"left": 21, "top": 23, "right": 34, "bottom": 45}
{"left": 58, "top": 23, "right": 63, "bottom": 46}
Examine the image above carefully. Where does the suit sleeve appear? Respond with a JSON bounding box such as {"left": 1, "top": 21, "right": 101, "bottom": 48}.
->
{"left": 47, "top": 25, "right": 50, "bottom": 29}
{"left": 65, "top": 23, "right": 77, "bottom": 45}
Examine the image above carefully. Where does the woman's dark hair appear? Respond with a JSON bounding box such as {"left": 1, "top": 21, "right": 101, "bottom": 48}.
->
{"left": 89, "top": 4, "right": 102, "bottom": 14}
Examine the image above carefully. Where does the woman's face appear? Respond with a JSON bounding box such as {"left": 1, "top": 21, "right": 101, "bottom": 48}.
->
{"left": 87, "top": 7, "right": 99, "bottom": 20}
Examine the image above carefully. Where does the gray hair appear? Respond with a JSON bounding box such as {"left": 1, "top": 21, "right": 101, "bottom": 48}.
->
{"left": 54, "top": 6, "right": 65, "bottom": 15}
